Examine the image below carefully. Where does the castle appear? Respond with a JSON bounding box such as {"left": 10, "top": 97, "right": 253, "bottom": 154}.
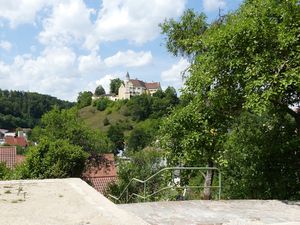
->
{"left": 118, "top": 72, "right": 161, "bottom": 100}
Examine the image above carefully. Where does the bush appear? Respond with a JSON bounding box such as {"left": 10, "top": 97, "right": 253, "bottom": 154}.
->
{"left": 96, "top": 98, "right": 110, "bottom": 111}
{"left": 22, "top": 138, "right": 89, "bottom": 179}
{"left": 103, "top": 117, "right": 110, "bottom": 126}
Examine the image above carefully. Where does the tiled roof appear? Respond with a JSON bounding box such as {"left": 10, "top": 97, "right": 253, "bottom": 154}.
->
{"left": 82, "top": 154, "right": 117, "bottom": 194}
{"left": 4, "top": 136, "right": 28, "bottom": 147}
{"left": 145, "top": 82, "right": 161, "bottom": 89}
{"left": 85, "top": 177, "right": 117, "bottom": 194}
{"left": 129, "top": 79, "right": 146, "bottom": 88}
{"left": 0, "top": 146, "right": 16, "bottom": 168}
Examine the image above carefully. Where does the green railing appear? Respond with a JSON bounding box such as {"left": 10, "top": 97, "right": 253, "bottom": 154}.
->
{"left": 109, "top": 167, "right": 221, "bottom": 203}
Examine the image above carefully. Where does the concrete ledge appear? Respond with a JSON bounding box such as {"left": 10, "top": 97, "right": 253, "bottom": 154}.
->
{"left": 0, "top": 178, "right": 149, "bottom": 225}
{"left": 120, "top": 200, "right": 300, "bottom": 225}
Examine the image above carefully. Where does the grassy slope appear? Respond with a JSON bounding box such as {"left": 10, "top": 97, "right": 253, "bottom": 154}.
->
{"left": 79, "top": 105, "right": 136, "bottom": 133}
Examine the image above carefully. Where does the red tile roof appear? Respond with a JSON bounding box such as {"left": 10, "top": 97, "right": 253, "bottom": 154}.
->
{"left": 0, "top": 146, "right": 16, "bottom": 168}
{"left": 145, "top": 82, "right": 161, "bottom": 90}
{"left": 129, "top": 79, "right": 146, "bottom": 88}
{"left": 82, "top": 154, "right": 117, "bottom": 194}
{"left": 129, "top": 79, "right": 161, "bottom": 90}
{"left": 4, "top": 136, "right": 28, "bottom": 147}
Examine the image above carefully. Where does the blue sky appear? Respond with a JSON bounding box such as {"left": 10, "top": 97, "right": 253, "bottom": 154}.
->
{"left": 0, "top": 0, "right": 242, "bottom": 101}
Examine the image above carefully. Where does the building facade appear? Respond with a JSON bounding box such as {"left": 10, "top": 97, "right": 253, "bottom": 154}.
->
{"left": 118, "top": 72, "right": 161, "bottom": 100}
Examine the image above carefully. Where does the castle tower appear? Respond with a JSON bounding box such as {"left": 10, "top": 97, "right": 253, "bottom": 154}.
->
{"left": 125, "top": 71, "right": 130, "bottom": 82}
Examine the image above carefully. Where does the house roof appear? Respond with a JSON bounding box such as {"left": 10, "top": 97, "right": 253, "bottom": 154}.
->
{"left": 82, "top": 154, "right": 117, "bottom": 194}
{"left": 4, "top": 136, "right": 28, "bottom": 147}
{"left": 0, "top": 146, "right": 16, "bottom": 168}
{"left": 129, "top": 79, "right": 161, "bottom": 90}
{"left": 129, "top": 79, "right": 146, "bottom": 88}
{"left": 145, "top": 82, "right": 161, "bottom": 90}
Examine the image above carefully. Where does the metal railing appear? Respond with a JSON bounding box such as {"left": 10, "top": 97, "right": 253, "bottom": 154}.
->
{"left": 108, "top": 167, "right": 221, "bottom": 203}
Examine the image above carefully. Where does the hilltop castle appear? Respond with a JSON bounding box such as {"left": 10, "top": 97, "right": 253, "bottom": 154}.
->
{"left": 118, "top": 72, "right": 161, "bottom": 100}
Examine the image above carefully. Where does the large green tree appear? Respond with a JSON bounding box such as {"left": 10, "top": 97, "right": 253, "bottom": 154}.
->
{"left": 21, "top": 138, "right": 88, "bottom": 179}
{"left": 160, "top": 0, "right": 300, "bottom": 199}
{"left": 94, "top": 85, "right": 106, "bottom": 96}
{"left": 77, "top": 91, "right": 93, "bottom": 109}
{"left": 31, "top": 107, "right": 113, "bottom": 153}
{"left": 110, "top": 78, "right": 123, "bottom": 95}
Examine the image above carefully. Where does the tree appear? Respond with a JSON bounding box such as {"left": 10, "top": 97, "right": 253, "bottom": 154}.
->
{"left": 77, "top": 91, "right": 93, "bottom": 109}
{"left": 0, "top": 162, "right": 11, "bottom": 180}
{"left": 31, "top": 107, "right": 113, "bottom": 153}
{"left": 160, "top": 0, "right": 300, "bottom": 199}
{"left": 127, "top": 127, "right": 151, "bottom": 152}
{"left": 107, "top": 148, "right": 165, "bottom": 203}
{"left": 94, "top": 85, "right": 106, "bottom": 96}
{"left": 110, "top": 78, "right": 123, "bottom": 95}
{"left": 107, "top": 124, "right": 125, "bottom": 154}
{"left": 221, "top": 112, "right": 300, "bottom": 200}
{"left": 21, "top": 138, "right": 88, "bottom": 179}
{"left": 126, "top": 94, "right": 152, "bottom": 121}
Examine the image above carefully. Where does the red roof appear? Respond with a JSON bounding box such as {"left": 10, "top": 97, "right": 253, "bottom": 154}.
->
{"left": 82, "top": 154, "right": 117, "bottom": 194}
{"left": 145, "top": 82, "right": 161, "bottom": 90}
{"left": 129, "top": 79, "right": 146, "bottom": 88}
{"left": 0, "top": 146, "right": 16, "bottom": 168}
{"left": 4, "top": 136, "right": 28, "bottom": 147}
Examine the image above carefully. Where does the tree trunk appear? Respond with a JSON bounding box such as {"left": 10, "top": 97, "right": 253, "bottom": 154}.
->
{"left": 203, "top": 161, "right": 214, "bottom": 200}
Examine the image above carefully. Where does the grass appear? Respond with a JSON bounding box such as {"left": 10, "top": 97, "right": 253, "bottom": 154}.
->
{"left": 79, "top": 105, "right": 136, "bottom": 132}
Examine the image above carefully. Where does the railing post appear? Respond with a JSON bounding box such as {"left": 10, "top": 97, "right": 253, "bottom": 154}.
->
{"left": 218, "top": 170, "right": 221, "bottom": 200}
{"left": 126, "top": 188, "right": 128, "bottom": 203}
{"left": 144, "top": 182, "right": 146, "bottom": 202}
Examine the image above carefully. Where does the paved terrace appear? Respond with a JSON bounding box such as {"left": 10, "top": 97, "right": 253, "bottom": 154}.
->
{"left": 120, "top": 200, "right": 300, "bottom": 225}
{"left": 0, "top": 179, "right": 148, "bottom": 225}
{"left": 0, "top": 178, "right": 299, "bottom": 225}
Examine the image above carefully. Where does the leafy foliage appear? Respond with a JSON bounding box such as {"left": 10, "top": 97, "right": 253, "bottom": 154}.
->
{"left": 107, "top": 148, "right": 165, "bottom": 203}
{"left": 77, "top": 91, "right": 93, "bottom": 109}
{"left": 221, "top": 112, "right": 300, "bottom": 200}
{"left": 110, "top": 78, "right": 124, "bottom": 95}
{"left": 20, "top": 138, "right": 88, "bottom": 179}
{"left": 0, "top": 89, "right": 74, "bottom": 129}
{"left": 160, "top": 0, "right": 300, "bottom": 199}
{"left": 94, "top": 85, "right": 106, "bottom": 96}
{"left": 31, "top": 107, "right": 113, "bottom": 153}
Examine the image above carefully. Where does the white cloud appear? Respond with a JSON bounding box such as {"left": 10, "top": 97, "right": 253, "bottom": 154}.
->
{"left": 0, "top": 0, "right": 54, "bottom": 28}
{"left": 0, "top": 40, "right": 12, "bottom": 51}
{"left": 104, "top": 50, "right": 152, "bottom": 68}
{"left": 84, "top": 0, "right": 186, "bottom": 49}
{"left": 203, "top": 0, "right": 226, "bottom": 12}
{"left": 39, "top": 0, "right": 94, "bottom": 47}
{"left": 0, "top": 47, "right": 80, "bottom": 100}
{"left": 78, "top": 52, "right": 104, "bottom": 75}
{"left": 93, "top": 74, "right": 118, "bottom": 94}
{"left": 161, "top": 58, "right": 190, "bottom": 89}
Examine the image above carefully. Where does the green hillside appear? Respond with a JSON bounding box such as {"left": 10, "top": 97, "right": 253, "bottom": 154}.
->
{"left": 79, "top": 105, "right": 136, "bottom": 132}
{"left": 0, "top": 89, "right": 74, "bottom": 129}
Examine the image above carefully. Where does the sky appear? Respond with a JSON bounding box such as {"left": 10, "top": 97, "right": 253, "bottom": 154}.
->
{"left": 0, "top": 0, "right": 243, "bottom": 101}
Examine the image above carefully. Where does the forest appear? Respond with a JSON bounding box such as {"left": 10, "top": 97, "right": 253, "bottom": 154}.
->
{"left": 0, "top": 89, "right": 74, "bottom": 129}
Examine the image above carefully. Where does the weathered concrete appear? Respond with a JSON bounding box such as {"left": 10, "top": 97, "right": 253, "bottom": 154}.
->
{"left": 0, "top": 178, "right": 149, "bottom": 225}
{"left": 120, "top": 200, "right": 300, "bottom": 225}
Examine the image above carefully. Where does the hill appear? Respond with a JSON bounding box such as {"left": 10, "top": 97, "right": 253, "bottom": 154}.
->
{"left": 0, "top": 89, "right": 74, "bottom": 129}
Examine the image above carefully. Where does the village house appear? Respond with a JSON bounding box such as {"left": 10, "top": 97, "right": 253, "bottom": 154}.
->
{"left": 82, "top": 154, "right": 117, "bottom": 194}
{"left": 0, "top": 146, "right": 25, "bottom": 168}
{"left": 118, "top": 72, "right": 161, "bottom": 100}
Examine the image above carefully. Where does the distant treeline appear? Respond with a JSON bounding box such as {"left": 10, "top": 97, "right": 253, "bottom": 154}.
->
{"left": 0, "top": 89, "right": 74, "bottom": 129}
